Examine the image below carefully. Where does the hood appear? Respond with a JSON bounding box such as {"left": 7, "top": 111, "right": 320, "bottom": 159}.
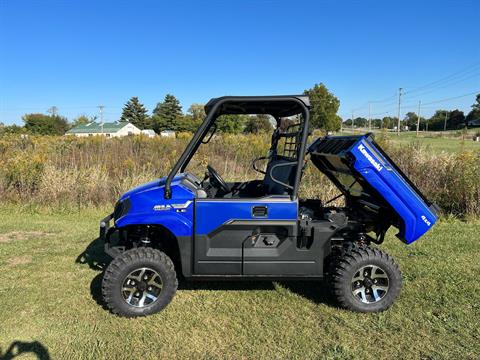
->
{"left": 114, "top": 173, "right": 197, "bottom": 225}
{"left": 120, "top": 177, "right": 168, "bottom": 200}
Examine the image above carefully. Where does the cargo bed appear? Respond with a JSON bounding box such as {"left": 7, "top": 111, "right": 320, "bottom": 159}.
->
{"left": 308, "top": 134, "right": 439, "bottom": 244}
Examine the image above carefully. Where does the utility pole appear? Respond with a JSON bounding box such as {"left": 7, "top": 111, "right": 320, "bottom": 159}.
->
{"left": 97, "top": 105, "right": 105, "bottom": 135}
{"left": 368, "top": 102, "right": 371, "bottom": 131}
{"left": 444, "top": 111, "right": 448, "bottom": 132}
{"left": 351, "top": 110, "right": 354, "bottom": 133}
{"left": 396, "top": 87, "right": 402, "bottom": 135}
{"left": 416, "top": 100, "right": 421, "bottom": 137}
{"left": 47, "top": 106, "right": 58, "bottom": 116}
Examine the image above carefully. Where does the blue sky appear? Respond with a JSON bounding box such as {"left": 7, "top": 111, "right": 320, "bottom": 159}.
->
{"left": 1, "top": 0, "right": 479, "bottom": 125}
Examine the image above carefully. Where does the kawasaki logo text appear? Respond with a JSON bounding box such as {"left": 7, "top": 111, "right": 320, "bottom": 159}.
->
{"left": 358, "top": 144, "right": 383, "bottom": 171}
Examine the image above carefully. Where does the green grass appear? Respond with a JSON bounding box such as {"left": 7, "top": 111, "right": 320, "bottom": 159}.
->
{"left": 0, "top": 207, "right": 479, "bottom": 359}
{"left": 340, "top": 129, "right": 480, "bottom": 153}
{"left": 386, "top": 132, "right": 480, "bottom": 153}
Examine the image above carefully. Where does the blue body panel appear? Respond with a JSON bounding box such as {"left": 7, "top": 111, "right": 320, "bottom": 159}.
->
{"left": 309, "top": 135, "right": 438, "bottom": 244}
{"left": 115, "top": 174, "right": 194, "bottom": 237}
{"left": 351, "top": 137, "right": 437, "bottom": 243}
{"left": 196, "top": 199, "right": 297, "bottom": 235}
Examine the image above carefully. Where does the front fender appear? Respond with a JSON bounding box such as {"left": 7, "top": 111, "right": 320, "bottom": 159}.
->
{"left": 115, "top": 212, "right": 193, "bottom": 237}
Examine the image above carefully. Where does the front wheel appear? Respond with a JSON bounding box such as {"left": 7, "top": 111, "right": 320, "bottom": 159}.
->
{"left": 331, "top": 246, "right": 402, "bottom": 312}
{"left": 102, "top": 248, "right": 178, "bottom": 317}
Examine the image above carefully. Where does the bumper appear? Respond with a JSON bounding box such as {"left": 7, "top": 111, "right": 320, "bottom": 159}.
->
{"left": 99, "top": 213, "right": 113, "bottom": 240}
{"left": 99, "top": 213, "right": 121, "bottom": 258}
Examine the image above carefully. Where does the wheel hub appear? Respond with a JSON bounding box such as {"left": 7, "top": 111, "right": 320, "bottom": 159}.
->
{"left": 363, "top": 277, "right": 373, "bottom": 287}
{"left": 351, "top": 264, "right": 390, "bottom": 304}
{"left": 136, "top": 281, "right": 147, "bottom": 291}
{"left": 121, "top": 267, "right": 163, "bottom": 308}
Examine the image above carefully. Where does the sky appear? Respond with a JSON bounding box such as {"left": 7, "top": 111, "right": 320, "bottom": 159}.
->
{"left": 0, "top": 0, "right": 479, "bottom": 125}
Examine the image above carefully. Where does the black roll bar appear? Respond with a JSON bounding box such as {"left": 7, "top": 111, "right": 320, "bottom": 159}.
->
{"left": 164, "top": 96, "right": 310, "bottom": 200}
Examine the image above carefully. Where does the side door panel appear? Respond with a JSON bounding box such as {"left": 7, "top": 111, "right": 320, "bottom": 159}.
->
{"left": 194, "top": 198, "right": 297, "bottom": 275}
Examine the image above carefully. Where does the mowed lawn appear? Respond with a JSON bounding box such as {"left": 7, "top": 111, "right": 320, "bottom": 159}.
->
{"left": 339, "top": 129, "right": 480, "bottom": 153}
{"left": 387, "top": 132, "right": 480, "bottom": 153}
{"left": 0, "top": 207, "right": 478, "bottom": 359}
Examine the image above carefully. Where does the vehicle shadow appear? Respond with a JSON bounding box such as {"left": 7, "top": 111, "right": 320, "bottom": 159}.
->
{"left": 77, "top": 237, "right": 336, "bottom": 309}
{"left": 0, "top": 340, "right": 50, "bottom": 360}
{"left": 75, "top": 237, "right": 112, "bottom": 272}
{"left": 179, "top": 280, "right": 336, "bottom": 306}
{"left": 76, "top": 237, "right": 112, "bottom": 308}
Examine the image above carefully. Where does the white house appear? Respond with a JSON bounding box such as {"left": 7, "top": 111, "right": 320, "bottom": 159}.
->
{"left": 160, "top": 130, "right": 176, "bottom": 138}
{"left": 66, "top": 121, "right": 142, "bottom": 137}
{"left": 141, "top": 129, "right": 156, "bottom": 138}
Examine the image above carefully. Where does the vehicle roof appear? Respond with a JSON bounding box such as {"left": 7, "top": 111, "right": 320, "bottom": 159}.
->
{"left": 204, "top": 95, "right": 310, "bottom": 117}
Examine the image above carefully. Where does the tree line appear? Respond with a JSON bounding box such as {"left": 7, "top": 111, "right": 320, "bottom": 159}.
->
{"left": 116, "top": 83, "right": 341, "bottom": 134}
{"left": 343, "top": 94, "right": 480, "bottom": 131}
{"left": 0, "top": 83, "right": 342, "bottom": 136}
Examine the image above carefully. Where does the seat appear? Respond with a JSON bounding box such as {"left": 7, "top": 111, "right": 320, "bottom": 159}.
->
{"left": 262, "top": 156, "right": 297, "bottom": 195}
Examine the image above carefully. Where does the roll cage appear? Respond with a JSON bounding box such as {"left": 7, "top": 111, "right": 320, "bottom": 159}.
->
{"left": 164, "top": 95, "right": 311, "bottom": 199}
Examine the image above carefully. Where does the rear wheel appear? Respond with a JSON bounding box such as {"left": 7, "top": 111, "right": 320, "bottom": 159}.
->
{"left": 102, "top": 247, "right": 178, "bottom": 317}
{"left": 331, "top": 245, "right": 402, "bottom": 312}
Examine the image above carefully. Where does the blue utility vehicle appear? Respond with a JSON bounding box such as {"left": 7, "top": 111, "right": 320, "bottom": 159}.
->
{"left": 99, "top": 96, "right": 438, "bottom": 317}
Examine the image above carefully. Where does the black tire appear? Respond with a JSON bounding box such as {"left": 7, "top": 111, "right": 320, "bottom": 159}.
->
{"left": 102, "top": 247, "right": 178, "bottom": 317}
{"left": 331, "top": 245, "right": 402, "bottom": 313}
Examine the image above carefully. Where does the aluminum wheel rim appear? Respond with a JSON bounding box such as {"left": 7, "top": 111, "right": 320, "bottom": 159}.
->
{"left": 351, "top": 264, "right": 389, "bottom": 304}
{"left": 121, "top": 267, "right": 163, "bottom": 308}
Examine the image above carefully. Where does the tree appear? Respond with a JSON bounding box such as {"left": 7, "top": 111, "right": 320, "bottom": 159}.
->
{"left": 371, "top": 118, "right": 382, "bottom": 129}
{"left": 448, "top": 109, "right": 465, "bottom": 129}
{"left": 427, "top": 110, "right": 449, "bottom": 131}
{"left": 471, "top": 94, "right": 480, "bottom": 111}
{"left": 22, "top": 113, "right": 69, "bottom": 135}
{"left": 216, "top": 114, "right": 246, "bottom": 133}
{"left": 381, "top": 116, "right": 397, "bottom": 129}
{"left": 176, "top": 104, "right": 205, "bottom": 132}
{"left": 466, "top": 94, "right": 480, "bottom": 126}
{"left": 0, "top": 123, "right": 27, "bottom": 135}
{"left": 72, "top": 115, "right": 91, "bottom": 127}
{"left": 120, "top": 97, "right": 149, "bottom": 129}
{"left": 187, "top": 103, "right": 206, "bottom": 121}
{"left": 244, "top": 114, "right": 274, "bottom": 134}
{"left": 151, "top": 94, "right": 183, "bottom": 132}
{"left": 304, "top": 83, "right": 341, "bottom": 131}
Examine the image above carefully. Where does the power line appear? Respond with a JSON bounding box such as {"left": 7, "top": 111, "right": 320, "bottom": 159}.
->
{"left": 421, "top": 90, "right": 480, "bottom": 106}
{"left": 403, "top": 62, "right": 480, "bottom": 95}
{"left": 403, "top": 72, "right": 480, "bottom": 100}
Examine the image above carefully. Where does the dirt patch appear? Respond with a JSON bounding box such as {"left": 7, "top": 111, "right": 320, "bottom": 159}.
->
{"left": 0, "top": 231, "right": 52, "bottom": 243}
{"left": 7, "top": 256, "right": 33, "bottom": 266}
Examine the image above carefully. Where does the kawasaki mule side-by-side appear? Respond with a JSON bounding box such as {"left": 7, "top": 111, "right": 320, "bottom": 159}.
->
{"left": 98, "top": 95, "right": 438, "bottom": 317}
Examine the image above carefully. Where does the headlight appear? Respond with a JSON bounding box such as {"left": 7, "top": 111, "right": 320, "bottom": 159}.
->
{"left": 113, "top": 198, "right": 131, "bottom": 221}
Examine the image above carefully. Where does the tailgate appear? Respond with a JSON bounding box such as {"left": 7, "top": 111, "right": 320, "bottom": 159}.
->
{"left": 308, "top": 134, "right": 438, "bottom": 244}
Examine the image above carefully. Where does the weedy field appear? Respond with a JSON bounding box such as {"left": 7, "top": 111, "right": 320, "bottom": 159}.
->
{"left": 1, "top": 133, "right": 479, "bottom": 217}
{"left": 0, "top": 206, "right": 478, "bottom": 359}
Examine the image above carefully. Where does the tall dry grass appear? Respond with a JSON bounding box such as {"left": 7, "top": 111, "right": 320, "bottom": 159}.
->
{"left": 0, "top": 134, "right": 478, "bottom": 217}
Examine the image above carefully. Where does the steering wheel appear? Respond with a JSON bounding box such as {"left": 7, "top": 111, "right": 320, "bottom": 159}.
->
{"left": 207, "top": 165, "right": 230, "bottom": 193}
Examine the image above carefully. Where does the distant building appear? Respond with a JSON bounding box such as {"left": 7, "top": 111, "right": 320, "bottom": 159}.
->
{"left": 467, "top": 118, "right": 480, "bottom": 128}
{"left": 141, "top": 129, "right": 156, "bottom": 137}
{"left": 160, "top": 130, "right": 176, "bottom": 138}
{"left": 66, "top": 121, "right": 141, "bottom": 137}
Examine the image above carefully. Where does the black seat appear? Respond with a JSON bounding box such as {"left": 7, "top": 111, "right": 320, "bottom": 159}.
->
{"left": 262, "top": 156, "right": 297, "bottom": 195}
